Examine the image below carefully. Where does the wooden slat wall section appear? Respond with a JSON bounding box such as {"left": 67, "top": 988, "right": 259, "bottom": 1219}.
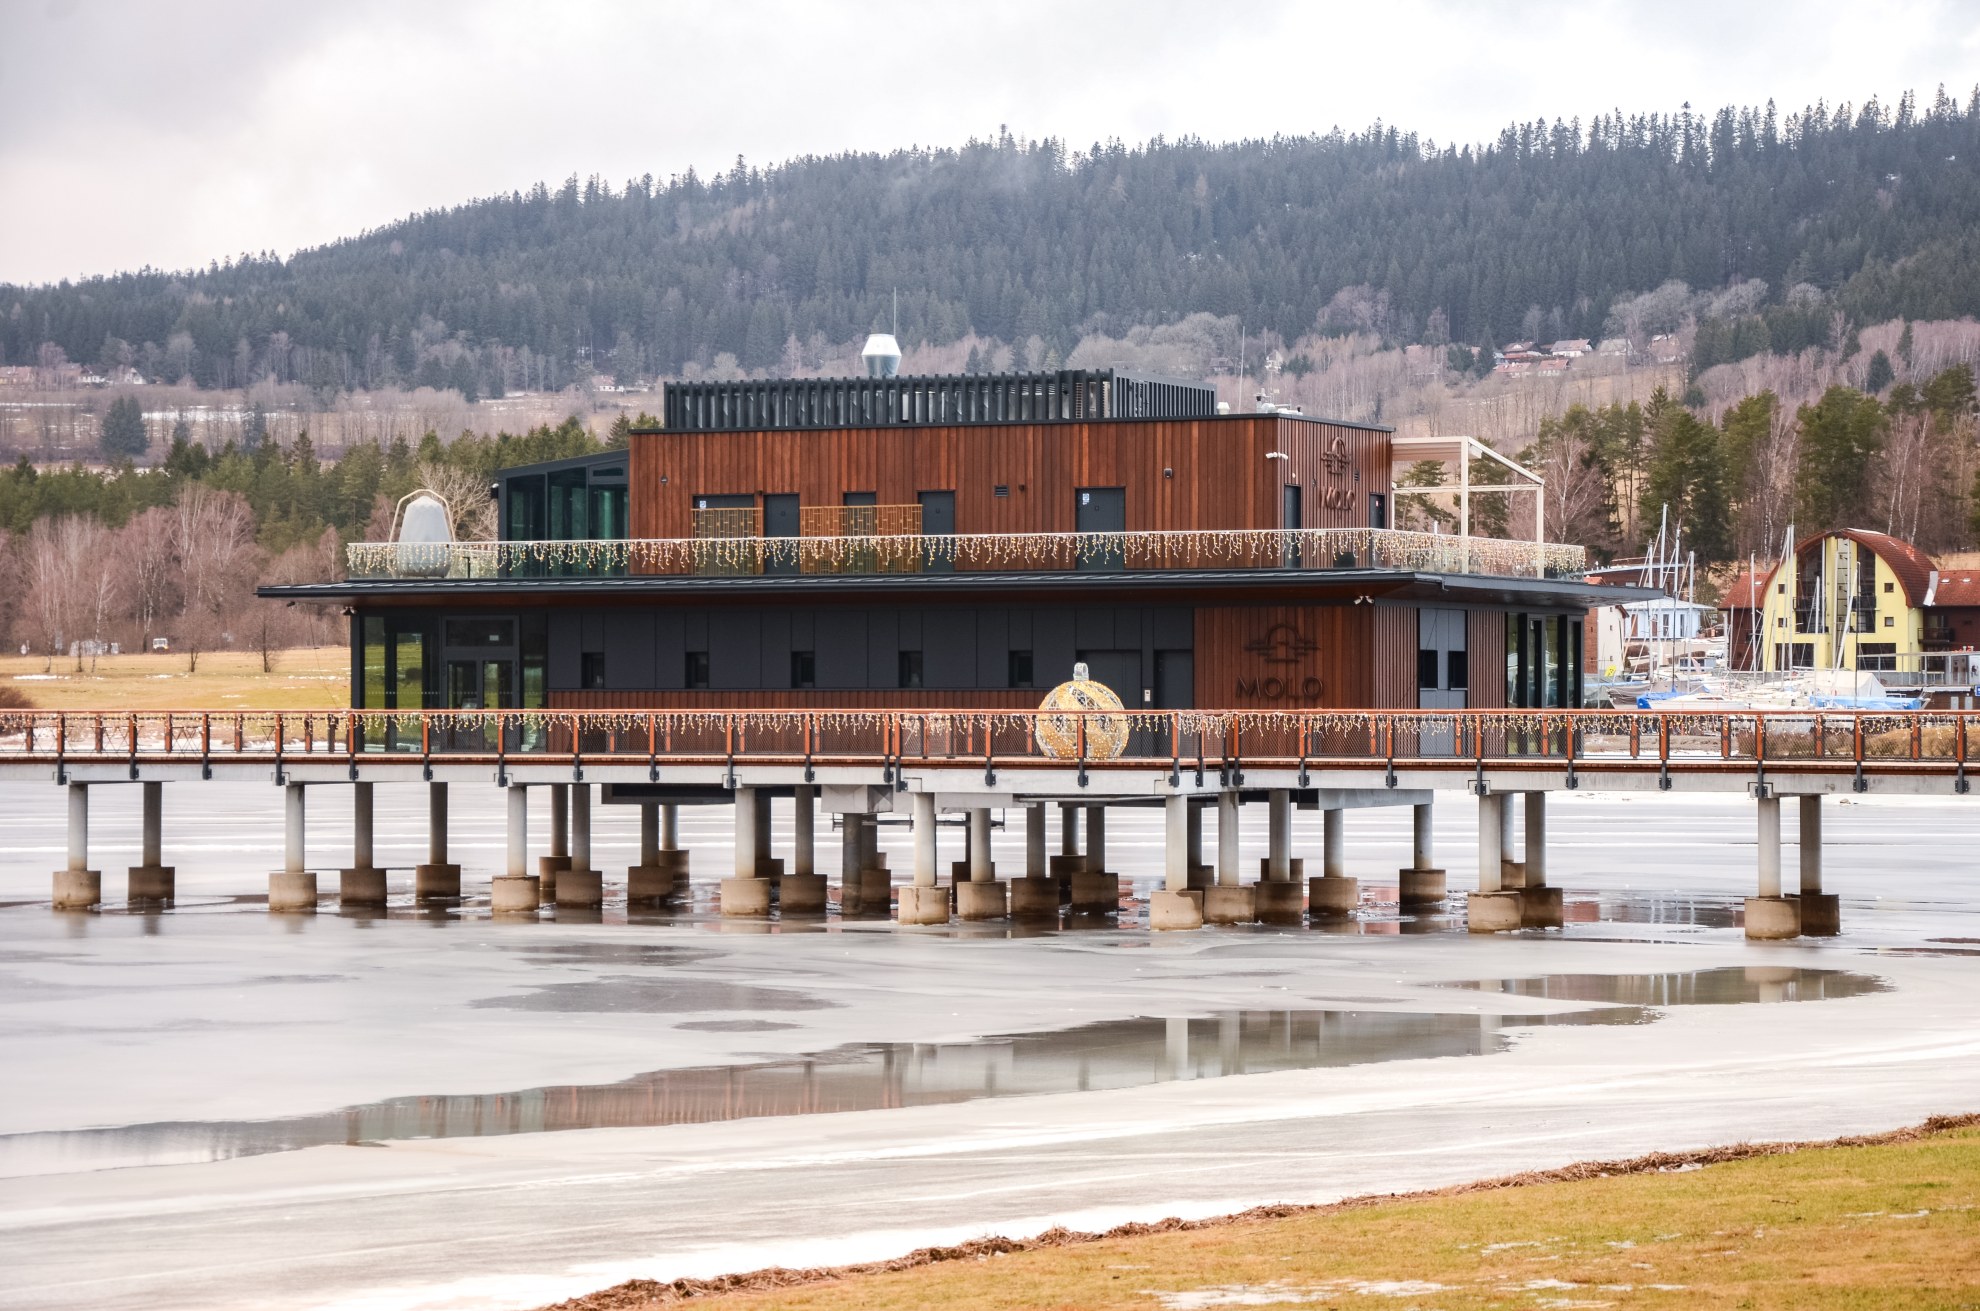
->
{"left": 1370, "top": 603, "right": 1418, "bottom": 708}
{"left": 1466, "top": 609, "right": 1508, "bottom": 709}
{"left": 551, "top": 690, "right": 1041, "bottom": 711}
{"left": 629, "top": 418, "right": 1392, "bottom": 541}
{"left": 1274, "top": 418, "right": 1394, "bottom": 530}
{"left": 1193, "top": 605, "right": 1372, "bottom": 710}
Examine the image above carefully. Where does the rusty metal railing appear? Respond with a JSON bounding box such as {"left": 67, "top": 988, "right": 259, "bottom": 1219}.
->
{"left": 0, "top": 709, "right": 1972, "bottom": 785}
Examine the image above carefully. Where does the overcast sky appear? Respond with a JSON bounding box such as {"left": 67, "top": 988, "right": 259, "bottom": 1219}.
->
{"left": 3, "top": 0, "right": 1977, "bottom": 287}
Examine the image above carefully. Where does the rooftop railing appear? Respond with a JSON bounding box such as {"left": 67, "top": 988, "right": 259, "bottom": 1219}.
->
{"left": 345, "top": 528, "right": 1589, "bottom": 582}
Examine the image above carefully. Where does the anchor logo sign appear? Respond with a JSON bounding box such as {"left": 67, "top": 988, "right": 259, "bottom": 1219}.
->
{"left": 1243, "top": 623, "right": 1319, "bottom": 665}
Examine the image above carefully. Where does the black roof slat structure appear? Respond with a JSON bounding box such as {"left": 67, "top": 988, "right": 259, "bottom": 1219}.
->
{"left": 656, "top": 368, "right": 1218, "bottom": 433}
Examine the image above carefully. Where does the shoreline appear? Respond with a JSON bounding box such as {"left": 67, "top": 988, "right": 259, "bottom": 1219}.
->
{"left": 542, "top": 1111, "right": 1980, "bottom": 1309}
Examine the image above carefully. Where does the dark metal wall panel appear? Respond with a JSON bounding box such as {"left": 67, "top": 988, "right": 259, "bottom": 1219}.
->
{"left": 581, "top": 612, "right": 606, "bottom": 652}
{"left": 1151, "top": 606, "right": 1193, "bottom": 648}
{"left": 816, "top": 610, "right": 866, "bottom": 689}
{"left": 653, "top": 610, "right": 685, "bottom": 689}
{"left": 866, "top": 611, "right": 899, "bottom": 688}
{"left": 760, "top": 610, "right": 792, "bottom": 689}
{"left": 924, "top": 609, "right": 978, "bottom": 689}
{"left": 1034, "top": 609, "right": 1076, "bottom": 687}
{"left": 1075, "top": 607, "right": 1113, "bottom": 648}
{"left": 548, "top": 615, "right": 582, "bottom": 689}
{"left": 708, "top": 612, "right": 761, "bottom": 690}
{"left": 603, "top": 610, "right": 655, "bottom": 691}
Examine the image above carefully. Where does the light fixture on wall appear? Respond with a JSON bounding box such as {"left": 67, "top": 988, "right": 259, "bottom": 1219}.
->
{"left": 1163, "top": 467, "right": 1174, "bottom": 479}
{"left": 1266, "top": 451, "right": 1289, "bottom": 461}
{"left": 660, "top": 474, "right": 669, "bottom": 485}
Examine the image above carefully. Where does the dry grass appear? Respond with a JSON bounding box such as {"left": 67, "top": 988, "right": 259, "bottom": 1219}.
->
{"left": 547, "top": 1116, "right": 1980, "bottom": 1311}
{"left": 0, "top": 647, "right": 348, "bottom": 711}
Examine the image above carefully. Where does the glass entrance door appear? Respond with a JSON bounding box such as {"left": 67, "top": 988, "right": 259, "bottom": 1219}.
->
{"left": 447, "top": 658, "right": 513, "bottom": 710}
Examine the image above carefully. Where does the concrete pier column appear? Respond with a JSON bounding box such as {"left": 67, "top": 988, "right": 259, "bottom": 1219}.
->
{"left": 1071, "top": 803, "right": 1121, "bottom": 913}
{"left": 1308, "top": 807, "right": 1359, "bottom": 918}
{"left": 415, "top": 782, "right": 461, "bottom": 899}
{"left": 1206, "top": 790, "right": 1254, "bottom": 923}
{"left": 557, "top": 783, "right": 603, "bottom": 908}
{"left": 629, "top": 800, "right": 680, "bottom": 907}
{"left": 1498, "top": 790, "right": 1525, "bottom": 888}
{"left": 957, "top": 807, "right": 1006, "bottom": 919}
{"left": 899, "top": 792, "right": 949, "bottom": 923}
{"left": 1060, "top": 804, "right": 1079, "bottom": 856}
{"left": 127, "top": 780, "right": 175, "bottom": 903}
{"left": 1399, "top": 800, "right": 1447, "bottom": 905}
{"left": 538, "top": 784, "right": 571, "bottom": 888}
{"left": 640, "top": 803, "right": 659, "bottom": 867}
{"left": 720, "top": 786, "right": 769, "bottom": 916}
{"left": 1184, "top": 801, "right": 1209, "bottom": 889}
{"left": 493, "top": 784, "right": 540, "bottom": 914}
{"left": 1467, "top": 792, "right": 1520, "bottom": 932}
{"left": 1255, "top": 789, "right": 1302, "bottom": 923}
{"left": 339, "top": 781, "right": 387, "bottom": 905}
{"left": 1266, "top": 790, "right": 1291, "bottom": 880}
{"left": 269, "top": 782, "right": 317, "bottom": 912}
{"left": 1012, "top": 803, "right": 1056, "bottom": 918}
{"left": 1519, "top": 792, "right": 1562, "bottom": 927}
{"left": 53, "top": 782, "right": 100, "bottom": 909}
{"left": 662, "top": 803, "right": 678, "bottom": 850}
{"left": 752, "top": 794, "right": 781, "bottom": 883}
{"left": 1746, "top": 792, "right": 1799, "bottom": 939}
{"left": 1152, "top": 792, "right": 1205, "bottom": 929}
{"left": 781, "top": 786, "right": 827, "bottom": 915}
{"left": 1797, "top": 794, "right": 1839, "bottom": 935}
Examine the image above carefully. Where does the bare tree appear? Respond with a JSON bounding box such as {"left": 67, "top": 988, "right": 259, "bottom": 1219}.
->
{"left": 411, "top": 459, "right": 497, "bottom": 541}
{"left": 119, "top": 506, "right": 180, "bottom": 651}
{"left": 169, "top": 485, "right": 260, "bottom": 672}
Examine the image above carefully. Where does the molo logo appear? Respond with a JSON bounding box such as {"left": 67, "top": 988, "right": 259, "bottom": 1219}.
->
{"left": 1238, "top": 624, "right": 1324, "bottom": 701}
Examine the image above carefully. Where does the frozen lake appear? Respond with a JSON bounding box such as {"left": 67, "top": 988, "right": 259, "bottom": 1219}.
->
{"left": 1, "top": 782, "right": 1976, "bottom": 1310}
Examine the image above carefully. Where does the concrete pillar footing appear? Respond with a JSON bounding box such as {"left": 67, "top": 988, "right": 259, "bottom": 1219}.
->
{"left": 1204, "top": 885, "right": 1256, "bottom": 923}
{"left": 1398, "top": 868, "right": 1448, "bottom": 905}
{"left": 1009, "top": 877, "right": 1060, "bottom": 918}
{"left": 1499, "top": 860, "right": 1528, "bottom": 890}
{"left": 779, "top": 873, "right": 828, "bottom": 915}
{"left": 536, "top": 854, "right": 571, "bottom": 893}
{"left": 52, "top": 870, "right": 102, "bottom": 910}
{"left": 956, "top": 881, "right": 1008, "bottom": 920}
{"left": 1466, "top": 890, "right": 1524, "bottom": 933}
{"left": 1520, "top": 885, "right": 1565, "bottom": 928}
{"left": 338, "top": 866, "right": 388, "bottom": 905}
{"left": 1745, "top": 895, "right": 1802, "bottom": 939}
{"left": 1069, "top": 871, "right": 1122, "bottom": 914}
{"left": 126, "top": 865, "right": 176, "bottom": 902}
{"left": 414, "top": 863, "right": 462, "bottom": 900}
{"left": 897, "top": 885, "right": 951, "bottom": 925}
{"left": 268, "top": 871, "right": 319, "bottom": 913}
{"left": 1792, "top": 892, "right": 1841, "bottom": 936}
{"left": 719, "top": 877, "right": 772, "bottom": 916}
{"left": 1307, "top": 875, "right": 1360, "bottom": 917}
{"left": 1257, "top": 857, "right": 1306, "bottom": 880}
{"left": 1254, "top": 881, "right": 1304, "bottom": 923}
{"left": 491, "top": 875, "right": 542, "bottom": 914}
{"left": 1150, "top": 889, "right": 1205, "bottom": 930}
{"left": 626, "top": 865, "right": 680, "bottom": 905}
{"left": 555, "top": 867, "right": 603, "bottom": 908}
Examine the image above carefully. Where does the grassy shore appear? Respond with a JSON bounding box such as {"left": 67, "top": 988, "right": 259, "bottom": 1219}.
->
{"left": 550, "top": 1117, "right": 1980, "bottom": 1310}
{"left": 1, "top": 647, "right": 348, "bottom": 711}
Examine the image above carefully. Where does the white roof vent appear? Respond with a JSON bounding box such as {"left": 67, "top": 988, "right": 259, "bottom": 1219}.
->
{"left": 861, "top": 333, "right": 902, "bottom": 378}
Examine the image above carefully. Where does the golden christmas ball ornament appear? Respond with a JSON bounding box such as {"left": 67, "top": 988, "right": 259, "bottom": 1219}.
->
{"left": 1035, "top": 663, "right": 1131, "bottom": 759}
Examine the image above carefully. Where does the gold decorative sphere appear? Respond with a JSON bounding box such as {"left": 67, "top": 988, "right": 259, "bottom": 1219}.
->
{"left": 1035, "top": 666, "right": 1131, "bottom": 760}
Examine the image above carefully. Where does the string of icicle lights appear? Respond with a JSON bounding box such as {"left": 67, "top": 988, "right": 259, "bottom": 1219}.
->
{"left": 348, "top": 528, "right": 1589, "bottom": 580}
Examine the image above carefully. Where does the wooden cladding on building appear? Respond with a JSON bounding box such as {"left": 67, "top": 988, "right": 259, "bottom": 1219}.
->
{"left": 630, "top": 416, "right": 1391, "bottom": 540}
{"left": 1193, "top": 604, "right": 1376, "bottom": 710}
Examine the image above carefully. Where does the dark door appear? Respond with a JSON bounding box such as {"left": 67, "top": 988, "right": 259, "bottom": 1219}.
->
{"left": 1282, "top": 484, "right": 1303, "bottom": 567}
{"left": 763, "top": 493, "right": 799, "bottom": 575}
{"left": 1078, "top": 647, "right": 1145, "bottom": 754}
{"left": 1075, "top": 487, "right": 1125, "bottom": 572}
{"left": 918, "top": 490, "right": 955, "bottom": 573}
{"left": 1154, "top": 649, "right": 1195, "bottom": 757}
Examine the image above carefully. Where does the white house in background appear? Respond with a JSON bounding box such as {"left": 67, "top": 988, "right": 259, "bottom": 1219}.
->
{"left": 1546, "top": 339, "right": 1591, "bottom": 357}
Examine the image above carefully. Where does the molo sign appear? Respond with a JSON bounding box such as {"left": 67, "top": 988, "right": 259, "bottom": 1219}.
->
{"left": 1236, "top": 624, "right": 1325, "bottom": 702}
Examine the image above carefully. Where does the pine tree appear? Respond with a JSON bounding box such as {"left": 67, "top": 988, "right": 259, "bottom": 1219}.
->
{"left": 1864, "top": 349, "right": 1895, "bottom": 393}
{"left": 99, "top": 395, "right": 148, "bottom": 461}
{"left": 1795, "top": 386, "right": 1886, "bottom": 530}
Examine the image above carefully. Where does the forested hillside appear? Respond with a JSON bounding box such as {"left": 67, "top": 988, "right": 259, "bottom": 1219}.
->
{"left": 6, "top": 90, "right": 1980, "bottom": 396}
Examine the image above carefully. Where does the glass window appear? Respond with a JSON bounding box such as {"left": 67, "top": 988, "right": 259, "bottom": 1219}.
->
{"left": 361, "top": 616, "right": 386, "bottom": 710}
{"left": 898, "top": 650, "right": 924, "bottom": 689}
{"left": 1417, "top": 648, "right": 1439, "bottom": 690}
{"left": 685, "top": 651, "right": 710, "bottom": 689}
{"left": 394, "top": 632, "right": 425, "bottom": 710}
{"left": 581, "top": 652, "right": 606, "bottom": 689}
{"left": 1008, "top": 650, "right": 1034, "bottom": 688}
{"left": 1447, "top": 649, "right": 1468, "bottom": 691}
{"left": 791, "top": 650, "right": 816, "bottom": 688}
{"left": 444, "top": 618, "right": 515, "bottom": 648}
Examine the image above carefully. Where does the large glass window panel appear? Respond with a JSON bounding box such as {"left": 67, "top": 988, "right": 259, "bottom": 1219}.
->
{"left": 393, "top": 633, "right": 426, "bottom": 710}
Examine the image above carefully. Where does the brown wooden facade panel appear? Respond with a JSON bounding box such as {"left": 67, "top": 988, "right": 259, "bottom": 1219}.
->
{"left": 1371, "top": 603, "right": 1418, "bottom": 708}
{"left": 1466, "top": 609, "right": 1508, "bottom": 709}
{"left": 1193, "top": 604, "right": 1373, "bottom": 710}
{"left": 629, "top": 416, "right": 1391, "bottom": 542}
